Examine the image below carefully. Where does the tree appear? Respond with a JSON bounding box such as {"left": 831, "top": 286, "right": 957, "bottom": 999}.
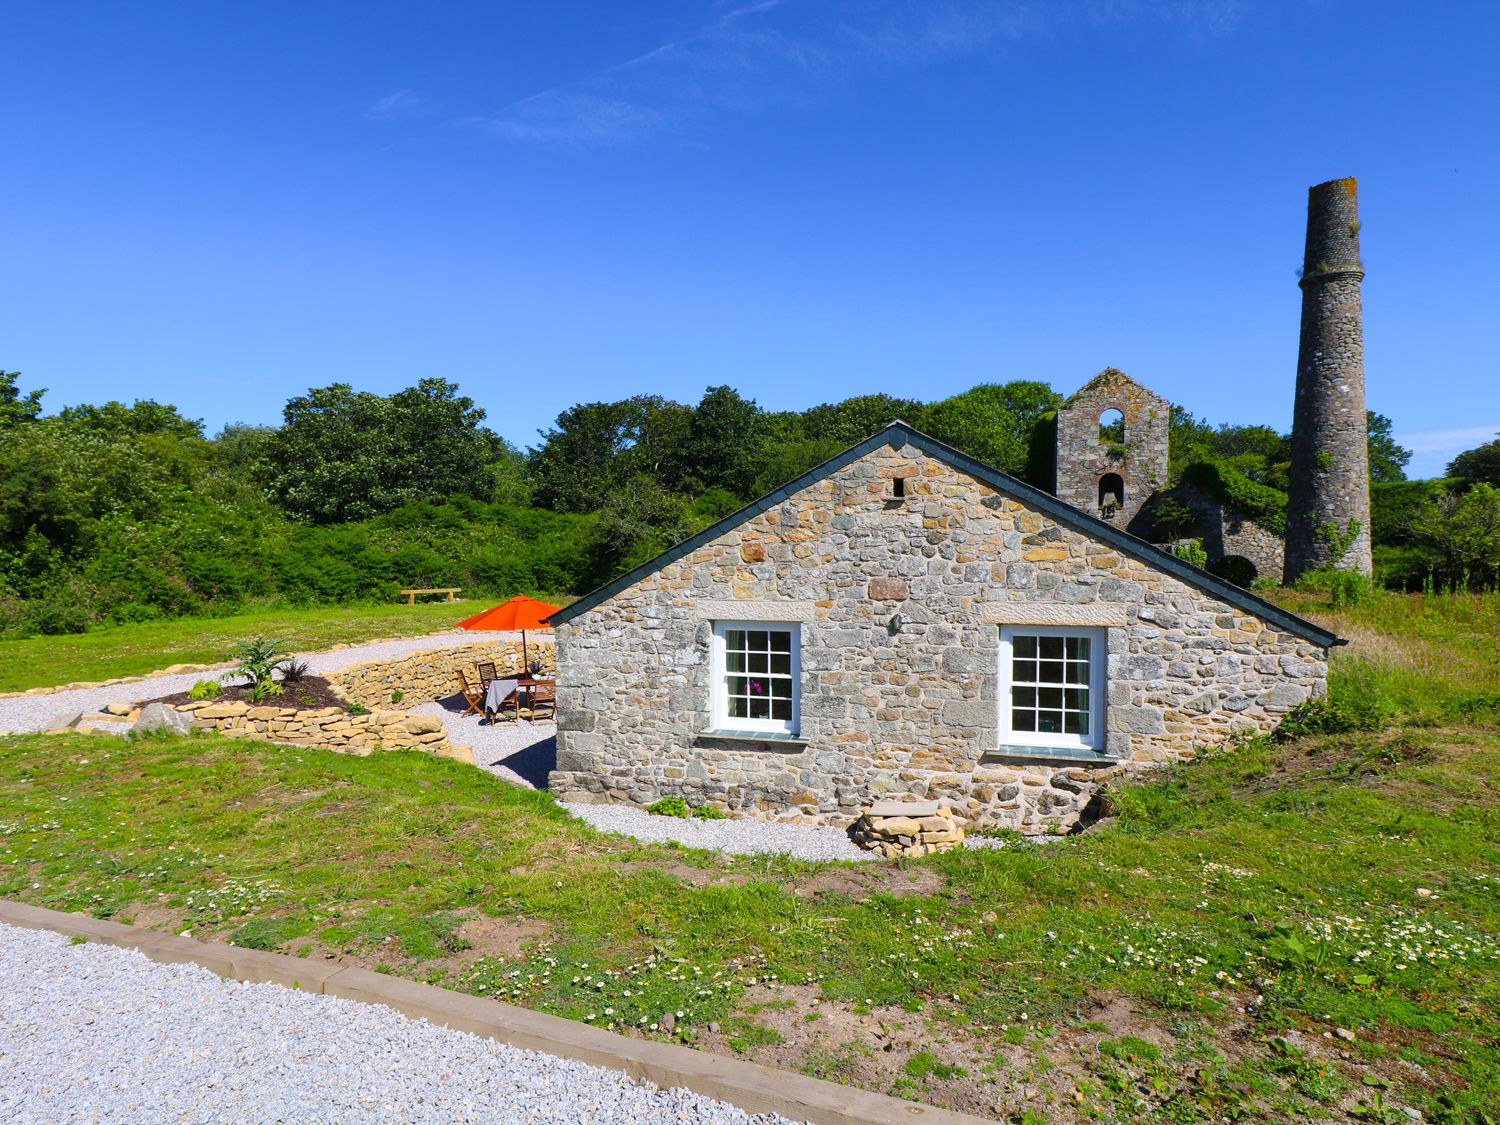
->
{"left": 1367, "top": 411, "right": 1412, "bottom": 483}
{"left": 0, "top": 371, "right": 44, "bottom": 429}
{"left": 57, "top": 399, "right": 204, "bottom": 440}
{"left": 1448, "top": 434, "right": 1500, "bottom": 487}
{"left": 799, "top": 394, "right": 923, "bottom": 446}
{"left": 918, "top": 381, "right": 1062, "bottom": 475}
{"left": 1414, "top": 482, "right": 1500, "bottom": 586}
{"left": 264, "top": 379, "right": 502, "bottom": 523}
{"left": 675, "top": 385, "right": 765, "bottom": 499}
{"left": 528, "top": 395, "right": 692, "bottom": 512}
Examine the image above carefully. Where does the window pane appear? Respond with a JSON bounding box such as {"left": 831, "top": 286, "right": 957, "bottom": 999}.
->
{"left": 770, "top": 678, "right": 792, "bottom": 699}
{"left": 1039, "top": 636, "right": 1064, "bottom": 660}
{"left": 1065, "top": 661, "right": 1088, "bottom": 684}
{"left": 1014, "top": 635, "right": 1036, "bottom": 658}
{"left": 770, "top": 631, "right": 792, "bottom": 653}
{"left": 1076, "top": 711, "right": 1090, "bottom": 736}
{"left": 1038, "top": 711, "right": 1063, "bottom": 734}
{"left": 1013, "top": 657, "right": 1034, "bottom": 682}
{"left": 771, "top": 699, "right": 791, "bottom": 720}
{"left": 1064, "top": 711, "right": 1082, "bottom": 734}
{"left": 726, "top": 651, "right": 746, "bottom": 673}
{"left": 1064, "top": 688, "right": 1087, "bottom": 712}
{"left": 1040, "top": 660, "right": 1064, "bottom": 685}
{"left": 726, "top": 630, "right": 745, "bottom": 650}
{"left": 770, "top": 653, "right": 790, "bottom": 675}
{"left": 1039, "top": 687, "right": 1063, "bottom": 710}
{"left": 748, "top": 630, "right": 768, "bottom": 651}
{"left": 750, "top": 697, "right": 769, "bottom": 719}
{"left": 1012, "top": 686, "right": 1036, "bottom": 709}
{"left": 727, "top": 676, "right": 747, "bottom": 697}
{"left": 1013, "top": 708, "right": 1036, "bottom": 732}
{"left": 747, "top": 653, "right": 768, "bottom": 675}
{"left": 729, "top": 697, "right": 748, "bottom": 718}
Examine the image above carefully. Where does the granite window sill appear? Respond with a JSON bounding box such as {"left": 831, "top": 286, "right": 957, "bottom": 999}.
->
{"left": 983, "top": 744, "right": 1120, "bottom": 766}
{"left": 695, "top": 729, "right": 810, "bottom": 749}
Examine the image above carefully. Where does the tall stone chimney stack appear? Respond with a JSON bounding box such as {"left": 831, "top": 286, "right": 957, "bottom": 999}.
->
{"left": 1285, "top": 177, "right": 1372, "bottom": 581}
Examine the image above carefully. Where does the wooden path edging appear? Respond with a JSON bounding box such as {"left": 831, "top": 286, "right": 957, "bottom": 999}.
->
{"left": 0, "top": 900, "right": 987, "bottom": 1125}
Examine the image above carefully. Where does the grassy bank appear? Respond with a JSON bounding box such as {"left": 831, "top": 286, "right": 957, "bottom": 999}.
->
{"left": 0, "top": 599, "right": 567, "bottom": 692}
{"left": 1, "top": 590, "right": 1497, "bottom": 1121}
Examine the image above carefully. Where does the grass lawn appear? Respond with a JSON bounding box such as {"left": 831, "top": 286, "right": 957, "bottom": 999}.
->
{"left": 0, "top": 598, "right": 568, "bottom": 693}
{"left": 1, "top": 589, "right": 1497, "bottom": 1122}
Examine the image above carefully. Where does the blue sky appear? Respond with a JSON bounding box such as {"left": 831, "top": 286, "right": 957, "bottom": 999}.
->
{"left": 3, "top": 1, "right": 1497, "bottom": 478}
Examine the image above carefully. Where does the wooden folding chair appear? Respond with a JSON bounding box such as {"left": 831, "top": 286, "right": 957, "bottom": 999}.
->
{"left": 455, "top": 671, "right": 484, "bottom": 718}
{"left": 476, "top": 661, "right": 499, "bottom": 688}
{"left": 523, "top": 680, "right": 556, "bottom": 721}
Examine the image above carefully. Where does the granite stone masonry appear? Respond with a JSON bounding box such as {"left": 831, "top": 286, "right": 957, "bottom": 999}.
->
{"left": 1054, "top": 368, "right": 1170, "bottom": 534}
{"left": 549, "top": 428, "right": 1335, "bottom": 834}
{"left": 1171, "top": 482, "right": 1286, "bottom": 585}
{"left": 327, "top": 640, "right": 553, "bottom": 709}
{"left": 1286, "top": 177, "right": 1372, "bottom": 580}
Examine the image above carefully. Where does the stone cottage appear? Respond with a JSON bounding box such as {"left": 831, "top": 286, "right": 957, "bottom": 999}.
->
{"left": 547, "top": 422, "right": 1340, "bottom": 833}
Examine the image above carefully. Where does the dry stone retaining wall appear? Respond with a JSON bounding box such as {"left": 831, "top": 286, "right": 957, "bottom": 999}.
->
{"left": 327, "top": 641, "right": 553, "bottom": 708}
{"left": 551, "top": 442, "right": 1329, "bottom": 834}
{"left": 165, "top": 700, "right": 472, "bottom": 762}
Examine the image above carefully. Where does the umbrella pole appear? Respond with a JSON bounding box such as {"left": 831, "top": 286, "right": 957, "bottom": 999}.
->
{"left": 522, "top": 630, "right": 529, "bottom": 673}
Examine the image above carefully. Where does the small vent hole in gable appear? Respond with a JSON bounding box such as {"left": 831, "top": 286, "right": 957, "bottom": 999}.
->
{"left": 893, "top": 477, "right": 906, "bottom": 499}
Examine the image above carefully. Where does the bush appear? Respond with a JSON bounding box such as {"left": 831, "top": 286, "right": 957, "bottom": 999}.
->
{"left": 1170, "top": 539, "right": 1209, "bottom": 570}
{"left": 1181, "top": 461, "right": 1288, "bottom": 535}
{"left": 1274, "top": 686, "right": 1393, "bottom": 742}
{"left": 646, "top": 797, "right": 690, "bottom": 818}
{"left": 1296, "top": 567, "right": 1375, "bottom": 608}
{"left": 187, "top": 679, "right": 222, "bottom": 700}
{"left": 691, "top": 804, "right": 728, "bottom": 820}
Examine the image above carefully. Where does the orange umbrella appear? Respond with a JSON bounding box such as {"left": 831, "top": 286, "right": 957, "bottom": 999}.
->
{"left": 456, "top": 596, "right": 560, "bottom": 672}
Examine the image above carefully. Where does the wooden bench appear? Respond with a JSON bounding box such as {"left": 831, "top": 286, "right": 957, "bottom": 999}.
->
{"left": 398, "top": 587, "right": 462, "bottom": 605}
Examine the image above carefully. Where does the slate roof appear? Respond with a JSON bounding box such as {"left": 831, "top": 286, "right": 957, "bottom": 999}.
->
{"left": 547, "top": 421, "right": 1343, "bottom": 649}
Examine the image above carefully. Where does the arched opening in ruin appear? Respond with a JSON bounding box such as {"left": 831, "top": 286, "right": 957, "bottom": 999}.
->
{"left": 1098, "top": 408, "right": 1125, "bottom": 445}
{"left": 1210, "top": 555, "right": 1258, "bottom": 588}
{"left": 1098, "top": 473, "right": 1125, "bottom": 518}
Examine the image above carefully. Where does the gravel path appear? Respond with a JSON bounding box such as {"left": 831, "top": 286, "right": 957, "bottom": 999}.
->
{"left": 0, "top": 922, "right": 805, "bottom": 1124}
{"left": 0, "top": 631, "right": 532, "bottom": 735}
{"left": 439, "top": 717, "right": 1013, "bottom": 862}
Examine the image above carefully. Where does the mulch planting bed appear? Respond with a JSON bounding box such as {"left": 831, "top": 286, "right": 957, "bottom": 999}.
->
{"left": 144, "top": 674, "right": 353, "bottom": 712}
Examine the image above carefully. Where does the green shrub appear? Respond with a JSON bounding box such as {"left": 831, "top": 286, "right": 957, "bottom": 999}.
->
{"left": 1274, "top": 690, "right": 1392, "bottom": 742}
{"left": 646, "top": 797, "right": 690, "bottom": 818}
{"left": 390, "top": 689, "right": 405, "bottom": 705}
{"left": 347, "top": 701, "right": 369, "bottom": 715}
{"left": 1181, "top": 461, "right": 1288, "bottom": 535}
{"left": 1171, "top": 538, "right": 1209, "bottom": 570}
{"left": 187, "top": 679, "right": 222, "bottom": 700}
{"left": 691, "top": 804, "right": 728, "bottom": 820}
{"left": 1296, "top": 567, "right": 1374, "bottom": 608}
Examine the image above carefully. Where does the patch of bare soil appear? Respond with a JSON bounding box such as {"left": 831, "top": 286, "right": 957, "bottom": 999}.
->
{"left": 791, "top": 864, "right": 944, "bottom": 899}
{"left": 116, "top": 902, "right": 188, "bottom": 932}
{"left": 455, "top": 914, "right": 552, "bottom": 962}
{"left": 620, "top": 860, "right": 753, "bottom": 889}
{"left": 144, "top": 675, "right": 351, "bottom": 712}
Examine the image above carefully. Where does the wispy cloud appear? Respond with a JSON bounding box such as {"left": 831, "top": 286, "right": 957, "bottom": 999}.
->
{"left": 1396, "top": 424, "right": 1500, "bottom": 456}
{"left": 464, "top": 0, "right": 1245, "bottom": 149}
{"left": 468, "top": 93, "right": 672, "bottom": 148}
{"left": 365, "top": 90, "right": 425, "bottom": 121}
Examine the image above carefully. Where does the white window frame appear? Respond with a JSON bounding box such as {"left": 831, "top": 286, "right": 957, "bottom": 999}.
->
{"left": 998, "top": 625, "right": 1106, "bottom": 752}
{"left": 710, "top": 621, "right": 801, "bottom": 735}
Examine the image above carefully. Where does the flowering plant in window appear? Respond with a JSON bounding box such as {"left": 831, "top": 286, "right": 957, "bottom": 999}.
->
{"left": 749, "top": 680, "right": 765, "bottom": 695}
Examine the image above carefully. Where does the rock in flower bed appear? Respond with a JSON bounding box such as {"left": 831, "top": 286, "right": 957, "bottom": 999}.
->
{"left": 850, "top": 800, "right": 966, "bottom": 857}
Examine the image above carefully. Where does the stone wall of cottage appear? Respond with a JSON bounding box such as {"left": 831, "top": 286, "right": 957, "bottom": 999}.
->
{"left": 327, "top": 640, "right": 554, "bottom": 708}
{"left": 550, "top": 445, "right": 1328, "bottom": 833}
